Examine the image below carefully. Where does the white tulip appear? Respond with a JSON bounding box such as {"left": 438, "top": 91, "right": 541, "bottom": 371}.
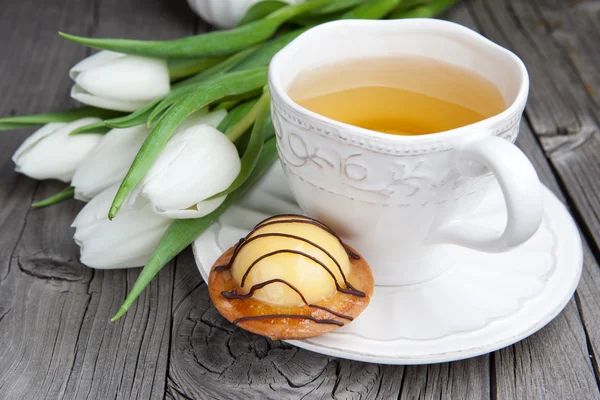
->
{"left": 12, "top": 118, "right": 103, "bottom": 182}
{"left": 130, "top": 124, "right": 241, "bottom": 219}
{"left": 71, "top": 124, "right": 149, "bottom": 201}
{"left": 70, "top": 51, "right": 170, "bottom": 112}
{"left": 72, "top": 184, "right": 171, "bottom": 269}
{"left": 71, "top": 108, "right": 227, "bottom": 201}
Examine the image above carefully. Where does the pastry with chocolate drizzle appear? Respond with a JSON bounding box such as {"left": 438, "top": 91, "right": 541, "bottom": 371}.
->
{"left": 208, "top": 214, "right": 374, "bottom": 340}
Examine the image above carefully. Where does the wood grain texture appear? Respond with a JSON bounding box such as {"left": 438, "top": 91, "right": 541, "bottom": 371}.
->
{"left": 0, "top": 0, "right": 197, "bottom": 399}
{"left": 1, "top": 0, "right": 600, "bottom": 399}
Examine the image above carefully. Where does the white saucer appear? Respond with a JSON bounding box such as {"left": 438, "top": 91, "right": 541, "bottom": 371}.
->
{"left": 192, "top": 163, "right": 583, "bottom": 365}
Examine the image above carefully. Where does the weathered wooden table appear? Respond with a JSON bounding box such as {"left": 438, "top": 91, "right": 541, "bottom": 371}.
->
{"left": 1, "top": 0, "right": 599, "bottom": 398}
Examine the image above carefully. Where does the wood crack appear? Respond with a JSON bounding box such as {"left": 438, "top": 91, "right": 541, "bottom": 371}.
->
{"left": 575, "top": 292, "right": 600, "bottom": 391}
{"left": 2, "top": 180, "right": 38, "bottom": 283}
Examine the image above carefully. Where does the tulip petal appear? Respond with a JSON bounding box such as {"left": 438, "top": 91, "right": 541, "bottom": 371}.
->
{"left": 151, "top": 195, "right": 226, "bottom": 219}
{"left": 74, "top": 56, "right": 170, "bottom": 102}
{"left": 69, "top": 50, "right": 124, "bottom": 80}
{"left": 13, "top": 118, "right": 103, "bottom": 182}
{"left": 71, "top": 85, "right": 148, "bottom": 112}
{"left": 12, "top": 123, "right": 64, "bottom": 161}
{"left": 73, "top": 183, "right": 171, "bottom": 269}
{"left": 72, "top": 124, "right": 149, "bottom": 201}
{"left": 137, "top": 125, "right": 241, "bottom": 212}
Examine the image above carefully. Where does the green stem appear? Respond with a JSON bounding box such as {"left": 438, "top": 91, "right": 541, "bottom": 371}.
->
{"left": 341, "top": 0, "right": 401, "bottom": 19}
{"left": 390, "top": 0, "right": 455, "bottom": 18}
{"left": 217, "top": 99, "right": 259, "bottom": 133}
{"left": 0, "top": 107, "right": 123, "bottom": 131}
{"left": 225, "top": 95, "right": 265, "bottom": 142}
{"left": 31, "top": 187, "right": 75, "bottom": 208}
{"left": 69, "top": 121, "right": 111, "bottom": 135}
{"left": 267, "top": 0, "right": 332, "bottom": 21}
{"left": 211, "top": 91, "right": 271, "bottom": 199}
{"left": 168, "top": 57, "right": 226, "bottom": 81}
{"left": 237, "top": 1, "right": 289, "bottom": 26}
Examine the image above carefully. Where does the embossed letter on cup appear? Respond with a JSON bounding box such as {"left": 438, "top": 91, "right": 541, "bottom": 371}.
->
{"left": 269, "top": 19, "right": 543, "bottom": 286}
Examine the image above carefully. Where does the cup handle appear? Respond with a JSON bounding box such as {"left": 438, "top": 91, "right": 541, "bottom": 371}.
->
{"left": 431, "top": 136, "right": 543, "bottom": 252}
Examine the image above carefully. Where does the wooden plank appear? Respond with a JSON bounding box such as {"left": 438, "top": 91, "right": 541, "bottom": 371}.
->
{"left": 468, "top": 1, "right": 600, "bottom": 396}
{"left": 468, "top": 0, "right": 598, "bottom": 136}
{"left": 1, "top": 0, "right": 599, "bottom": 399}
{"left": 0, "top": 0, "right": 95, "bottom": 398}
{"left": 0, "top": 0, "right": 195, "bottom": 398}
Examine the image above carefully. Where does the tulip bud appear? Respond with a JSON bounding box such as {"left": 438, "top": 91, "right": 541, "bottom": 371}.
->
{"left": 130, "top": 124, "right": 241, "bottom": 219}
{"left": 71, "top": 108, "right": 227, "bottom": 201}
{"left": 72, "top": 184, "right": 171, "bottom": 269}
{"left": 70, "top": 51, "right": 170, "bottom": 112}
{"left": 72, "top": 124, "right": 149, "bottom": 201}
{"left": 12, "top": 118, "right": 103, "bottom": 182}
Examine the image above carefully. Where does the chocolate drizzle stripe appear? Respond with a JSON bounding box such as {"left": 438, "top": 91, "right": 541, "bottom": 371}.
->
{"left": 254, "top": 215, "right": 360, "bottom": 260}
{"left": 232, "top": 314, "right": 344, "bottom": 327}
{"left": 221, "top": 278, "right": 354, "bottom": 321}
{"left": 309, "top": 305, "right": 354, "bottom": 321}
{"left": 240, "top": 249, "right": 364, "bottom": 297}
{"left": 218, "top": 232, "right": 352, "bottom": 290}
{"left": 222, "top": 278, "right": 309, "bottom": 303}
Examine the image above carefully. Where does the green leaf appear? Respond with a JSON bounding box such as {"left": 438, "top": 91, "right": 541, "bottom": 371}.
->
{"left": 389, "top": 0, "right": 430, "bottom": 14}
{"left": 59, "top": 0, "right": 332, "bottom": 59}
{"left": 212, "top": 99, "right": 242, "bottom": 111}
{"left": 231, "top": 27, "right": 310, "bottom": 72}
{"left": 108, "top": 67, "right": 269, "bottom": 219}
{"left": 111, "top": 135, "right": 279, "bottom": 321}
{"left": 149, "top": 47, "right": 260, "bottom": 126}
{"left": 0, "top": 107, "right": 123, "bottom": 131}
{"left": 291, "top": 11, "right": 344, "bottom": 26}
{"left": 174, "top": 45, "right": 260, "bottom": 88}
{"left": 104, "top": 100, "right": 159, "bottom": 129}
{"left": 213, "top": 89, "right": 263, "bottom": 110}
{"left": 309, "top": 0, "right": 367, "bottom": 14}
{"left": 341, "top": 0, "right": 401, "bottom": 19}
{"left": 31, "top": 187, "right": 75, "bottom": 208}
{"left": 237, "top": 1, "right": 289, "bottom": 26}
{"left": 168, "top": 56, "right": 226, "bottom": 80}
{"left": 212, "top": 91, "right": 271, "bottom": 199}
{"left": 390, "top": 0, "right": 455, "bottom": 18}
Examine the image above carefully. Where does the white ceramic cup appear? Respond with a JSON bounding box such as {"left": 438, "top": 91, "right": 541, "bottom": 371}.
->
{"left": 269, "top": 19, "right": 542, "bottom": 286}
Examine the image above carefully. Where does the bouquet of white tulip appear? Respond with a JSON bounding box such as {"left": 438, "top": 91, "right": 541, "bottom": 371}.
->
{"left": 0, "top": 0, "right": 455, "bottom": 320}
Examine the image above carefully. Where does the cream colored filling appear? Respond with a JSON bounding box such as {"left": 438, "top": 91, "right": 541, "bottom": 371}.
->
{"left": 230, "top": 217, "right": 350, "bottom": 307}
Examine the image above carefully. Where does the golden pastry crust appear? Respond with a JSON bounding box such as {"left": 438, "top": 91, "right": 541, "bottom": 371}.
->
{"left": 208, "top": 244, "right": 374, "bottom": 340}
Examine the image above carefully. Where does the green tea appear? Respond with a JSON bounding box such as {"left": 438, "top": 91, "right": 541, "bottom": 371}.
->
{"left": 289, "top": 56, "right": 506, "bottom": 136}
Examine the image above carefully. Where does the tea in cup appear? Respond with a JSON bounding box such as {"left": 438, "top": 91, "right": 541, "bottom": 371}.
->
{"left": 269, "top": 19, "right": 542, "bottom": 286}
